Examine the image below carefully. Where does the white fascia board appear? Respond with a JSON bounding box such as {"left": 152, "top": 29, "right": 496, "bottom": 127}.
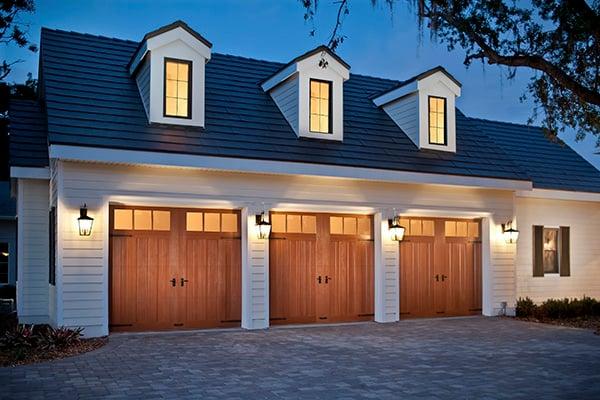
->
{"left": 147, "top": 27, "right": 211, "bottom": 60}
{"left": 261, "top": 63, "right": 298, "bottom": 92}
{"left": 516, "top": 188, "right": 600, "bottom": 202}
{"left": 10, "top": 166, "right": 50, "bottom": 180}
{"left": 128, "top": 42, "right": 148, "bottom": 75}
{"left": 50, "top": 144, "right": 532, "bottom": 191}
{"left": 418, "top": 72, "right": 461, "bottom": 97}
{"left": 372, "top": 81, "right": 418, "bottom": 107}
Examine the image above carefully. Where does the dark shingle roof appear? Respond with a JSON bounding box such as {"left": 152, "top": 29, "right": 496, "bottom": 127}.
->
{"left": 471, "top": 118, "right": 600, "bottom": 193}
{"left": 9, "top": 100, "right": 48, "bottom": 168}
{"left": 8, "top": 27, "right": 600, "bottom": 193}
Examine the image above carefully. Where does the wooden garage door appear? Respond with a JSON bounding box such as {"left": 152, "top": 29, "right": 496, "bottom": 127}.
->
{"left": 399, "top": 217, "right": 482, "bottom": 318}
{"left": 269, "top": 212, "right": 374, "bottom": 324}
{"left": 109, "top": 206, "right": 241, "bottom": 331}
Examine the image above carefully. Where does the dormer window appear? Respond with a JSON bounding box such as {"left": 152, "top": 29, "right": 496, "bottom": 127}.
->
{"left": 128, "top": 21, "right": 212, "bottom": 127}
{"left": 164, "top": 59, "right": 192, "bottom": 118}
{"left": 428, "top": 96, "right": 446, "bottom": 145}
{"left": 261, "top": 46, "right": 350, "bottom": 142}
{"left": 372, "top": 66, "right": 461, "bottom": 153}
{"left": 309, "top": 79, "right": 332, "bottom": 134}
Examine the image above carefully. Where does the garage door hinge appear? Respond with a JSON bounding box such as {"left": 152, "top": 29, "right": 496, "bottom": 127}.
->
{"left": 109, "top": 323, "right": 133, "bottom": 327}
{"left": 269, "top": 317, "right": 287, "bottom": 321}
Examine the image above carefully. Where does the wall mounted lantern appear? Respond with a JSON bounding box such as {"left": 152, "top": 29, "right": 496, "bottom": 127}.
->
{"left": 78, "top": 204, "right": 94, "bottom": 236}
{"left": 388, "top": 215, "right": 406, "bottom": 242}
{"left": 501, "top": 221, "right": 519, "bottom": 244}
{"left": 255, "top": 211, "right": 272, "bottom": 240}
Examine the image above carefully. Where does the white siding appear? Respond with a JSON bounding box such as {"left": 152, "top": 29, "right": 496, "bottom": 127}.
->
{"left": 382, "top": 93, "right": 419, "bottom": 146}
{"left": 270, "top": 76, "right": 299, "bottom": 134}
{"left": 16, "top": 179, "right": 49, "bottom": 323}
{"left": 56, "top": 160, "right": 516, "bottom": 336}
{"left": 515, "top": 196, "right": 600, "bottom": 301}
{"left": 135, "top": 56, "right": 151, "bottom": 117}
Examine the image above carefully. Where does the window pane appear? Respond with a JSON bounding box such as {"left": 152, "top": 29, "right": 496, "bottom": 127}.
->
{"left": 330, "top": 217, "right": 343, "bottom": 234}
{"left": 153, "top": 211, "right": 171, "bottom": 231}
{"left": 166, "top": 62, "right": 178, "bottom": 80}
{"left": 319, "top": 115, "right": 329, "bottom": 132}
{"left": 343, "top": 217, "right": 357, "bottom": 235}
{"left": 543, "top": 228, "right": 559, "bottom": 273}
{"left": 165, "top": 97, "right": 177, "bottom": 116}
{"left": 177, "top": 63, "right": 189, "bottom": 80}
{"left": 430, "top": 97, "right": 437, "bottom": 113}
{"left": 177, "top": 99, "right": 188, "bottom": 117}
{"left": 204, "top": 213, "right": 220, "bottom": 232}
{"left": 320, "top": 99, "right": 329, "bottom": 116}
{"left": 310, "top": 81, "right": 320, "bottom": 97}
{"left": 286, "top": 214, "right": 302, "bottom": 233}
{"left": 302, "top": 215, "right": 316, "bottom": 234}
{"left": 310, "top": 114, "right": 320, "bottom": 132}
{"left": 320, "top": 83, "right": 329, "bottom": 99}
{"left": 310, "top": 98, "right": 319, "bottom": 115}
{"left": 177, "top": 81, "right": 188, "bottom": 99}
{"left": 221, "top": 213, "right": 238, "bottom": 233}
{"left": 134, "top": 210, "right": 152, "bottom": 230}
{"left": 271, "top": 214, "right": 286, "bottom": 233}
{"left": 166, "top": 80, "right": 177, "bottom": 97}
{"left": 186, "top": 212, "right": 203, "bottom": 231}
{"left": 0, "top": 243, "right": 8, "bottom": 262}
{"left": 114, "top": 209, "right": 133, "bottom": 230}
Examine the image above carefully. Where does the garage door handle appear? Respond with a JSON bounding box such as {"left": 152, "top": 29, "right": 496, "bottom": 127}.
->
{"left": 325, "top": 276, "right": 331, "bottom": 284}
{"left": 170, "top": 278, "right": 177, "bottom": 287}
{"left": 435, "top": 274, "right": 439, "bottom": 282}
{"left": 180, "top": 278, "right": 189, "bottom": 287}
{"left": 317, "top": 276, "right": 322, "bottom": 284}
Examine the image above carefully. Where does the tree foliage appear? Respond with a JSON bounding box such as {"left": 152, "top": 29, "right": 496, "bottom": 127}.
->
{"left": 1, "top": 0, "right": 37, "bottom": 81}
{"left": 301, "top": 0, "right": 600, "bottom": 145}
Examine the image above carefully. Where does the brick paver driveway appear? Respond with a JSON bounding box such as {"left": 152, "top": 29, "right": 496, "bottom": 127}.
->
{"left": 1, "top": 317, "right": 599, "bottom": 399}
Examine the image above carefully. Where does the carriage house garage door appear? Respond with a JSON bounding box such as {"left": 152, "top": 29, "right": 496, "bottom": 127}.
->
{"left": 109, "top": 206, "right": 241, "bottom": 332}
{"left": 269, "top": 212, "right": 374, "bottom": 325}
{"left": 399, "top": 217, "right": 482, "bottom": 318}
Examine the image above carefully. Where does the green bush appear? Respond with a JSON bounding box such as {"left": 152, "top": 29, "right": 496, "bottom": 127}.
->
{"left": 516, "top": 296, "right": 600, "bottom": 320}
{"left": 516, "top": 297, "right": 537, "bottom": 317}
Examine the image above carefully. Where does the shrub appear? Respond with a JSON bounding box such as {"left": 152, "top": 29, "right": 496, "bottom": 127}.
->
{"left": 516, "top": 297, "right": 537, "bottom": 318}
{"left": 37, "top": 326, "right": 83, "bottom": 351}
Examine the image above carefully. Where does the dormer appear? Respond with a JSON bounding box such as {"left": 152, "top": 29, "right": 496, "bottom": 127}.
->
{"left": 262, "top": 46, "right": 350, "bottom": 141}
{"left": 372, "top": 66, "right": 461, "bottom": 153}
{"left": 128, "top": 21, "right": 212, "bottom": 127}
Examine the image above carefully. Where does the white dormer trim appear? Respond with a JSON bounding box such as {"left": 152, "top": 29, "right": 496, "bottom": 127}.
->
{"left": 262, "top": 47, "right": 350, "bottom": 142}
{"left": 372, "top": 67, "right": 461, "bottom": 153}
{"left": 129, "top": 21, "right": 212, "bottom": 128}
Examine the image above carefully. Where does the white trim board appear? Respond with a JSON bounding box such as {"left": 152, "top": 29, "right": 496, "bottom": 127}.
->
{"left": 10, "top": 166, "right": 50, "bottom": 180}
{"left": 49, "top": 145, "right": 532, "bottom": 191}
{"left": 516, "top": 188, "right": 600, "bottom": 202}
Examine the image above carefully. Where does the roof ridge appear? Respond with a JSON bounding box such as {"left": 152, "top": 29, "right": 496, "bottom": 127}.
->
{"left": 41, "top": 27, "right": 139, "bottom": 45}
{"left": 469, "top": 116, "right": 542, "bottom": 131}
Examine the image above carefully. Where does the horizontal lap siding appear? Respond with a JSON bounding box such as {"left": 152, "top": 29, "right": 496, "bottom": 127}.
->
{"left": 382, "top": 93, "right": 419, "bottom": 145}
{"left": 17, "top": 179, "right": 49, "bottom": 323}
{"left": 516, "top": 197, "right": 600, "bottom": 301}
{"left": 270, "top": 77, "right": 299, "bottom": 134}
{"left": 59, "top": 161, "right": 515, "bottom": 335}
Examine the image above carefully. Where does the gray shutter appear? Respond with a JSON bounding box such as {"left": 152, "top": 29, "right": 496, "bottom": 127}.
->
{"left": 560, "top": 226, "right": 570, "bottom": 277}
{"left": 533, "top": 225, "right": 544, "bottom": 277}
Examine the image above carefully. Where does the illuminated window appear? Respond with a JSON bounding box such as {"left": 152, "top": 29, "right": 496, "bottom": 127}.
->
{"left": 309, "top": 79, "right": 332, "bottom": 133}
{"left": 428, "top": 96, "right": 446, "bottom": 145}
{"left": 543, "top": 228, "right": 559, "bottom": 273}
{"left": 164, "top": 59, "right": 191, "bottom": 118}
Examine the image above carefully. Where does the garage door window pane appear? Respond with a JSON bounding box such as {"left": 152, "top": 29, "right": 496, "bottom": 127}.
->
{"left": 271, "top": 214, "right": 286, "bottom": 233}
{"left": 357, "top": 218, "right": 371, "bottom": 236}
{"left": 114, "top": 209, "right": 133, "bottom": 230}
{"left": 286, "top": 215, "right": 302, "bottom": 233}
{"left": 221, "top": 213, "right": 238, "bottom": 233}
{"left": 153, "top": 211, "right": 171, "bottom": 231}
{"left": 134, "top": 210, "right": 152, "bottom": 230}
{"left": 343, "top": 217, "right": 357, "bottom": 235}
{"left": 204, "top": 213, "right": 220, "bottom": 232}
{"left": 302, "top": 215, "right": 316, "bottom": 234}
{"left": 330, "top": 217, "right": 343, "bottom": 234}
{"left": 468, "top": 222, "right": 479, "bottom": 237}
{"left": 186, "top": 212, "right": 203, "bottom": 231}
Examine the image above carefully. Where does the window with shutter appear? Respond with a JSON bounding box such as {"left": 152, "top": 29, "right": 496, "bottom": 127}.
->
{"left": 533, "top": 225, "right": 570, "bottom": 277}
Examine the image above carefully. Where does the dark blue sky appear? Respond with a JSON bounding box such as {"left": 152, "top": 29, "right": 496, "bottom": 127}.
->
{"left": 5, "top": 0, "right": 598, "bottom": 169}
